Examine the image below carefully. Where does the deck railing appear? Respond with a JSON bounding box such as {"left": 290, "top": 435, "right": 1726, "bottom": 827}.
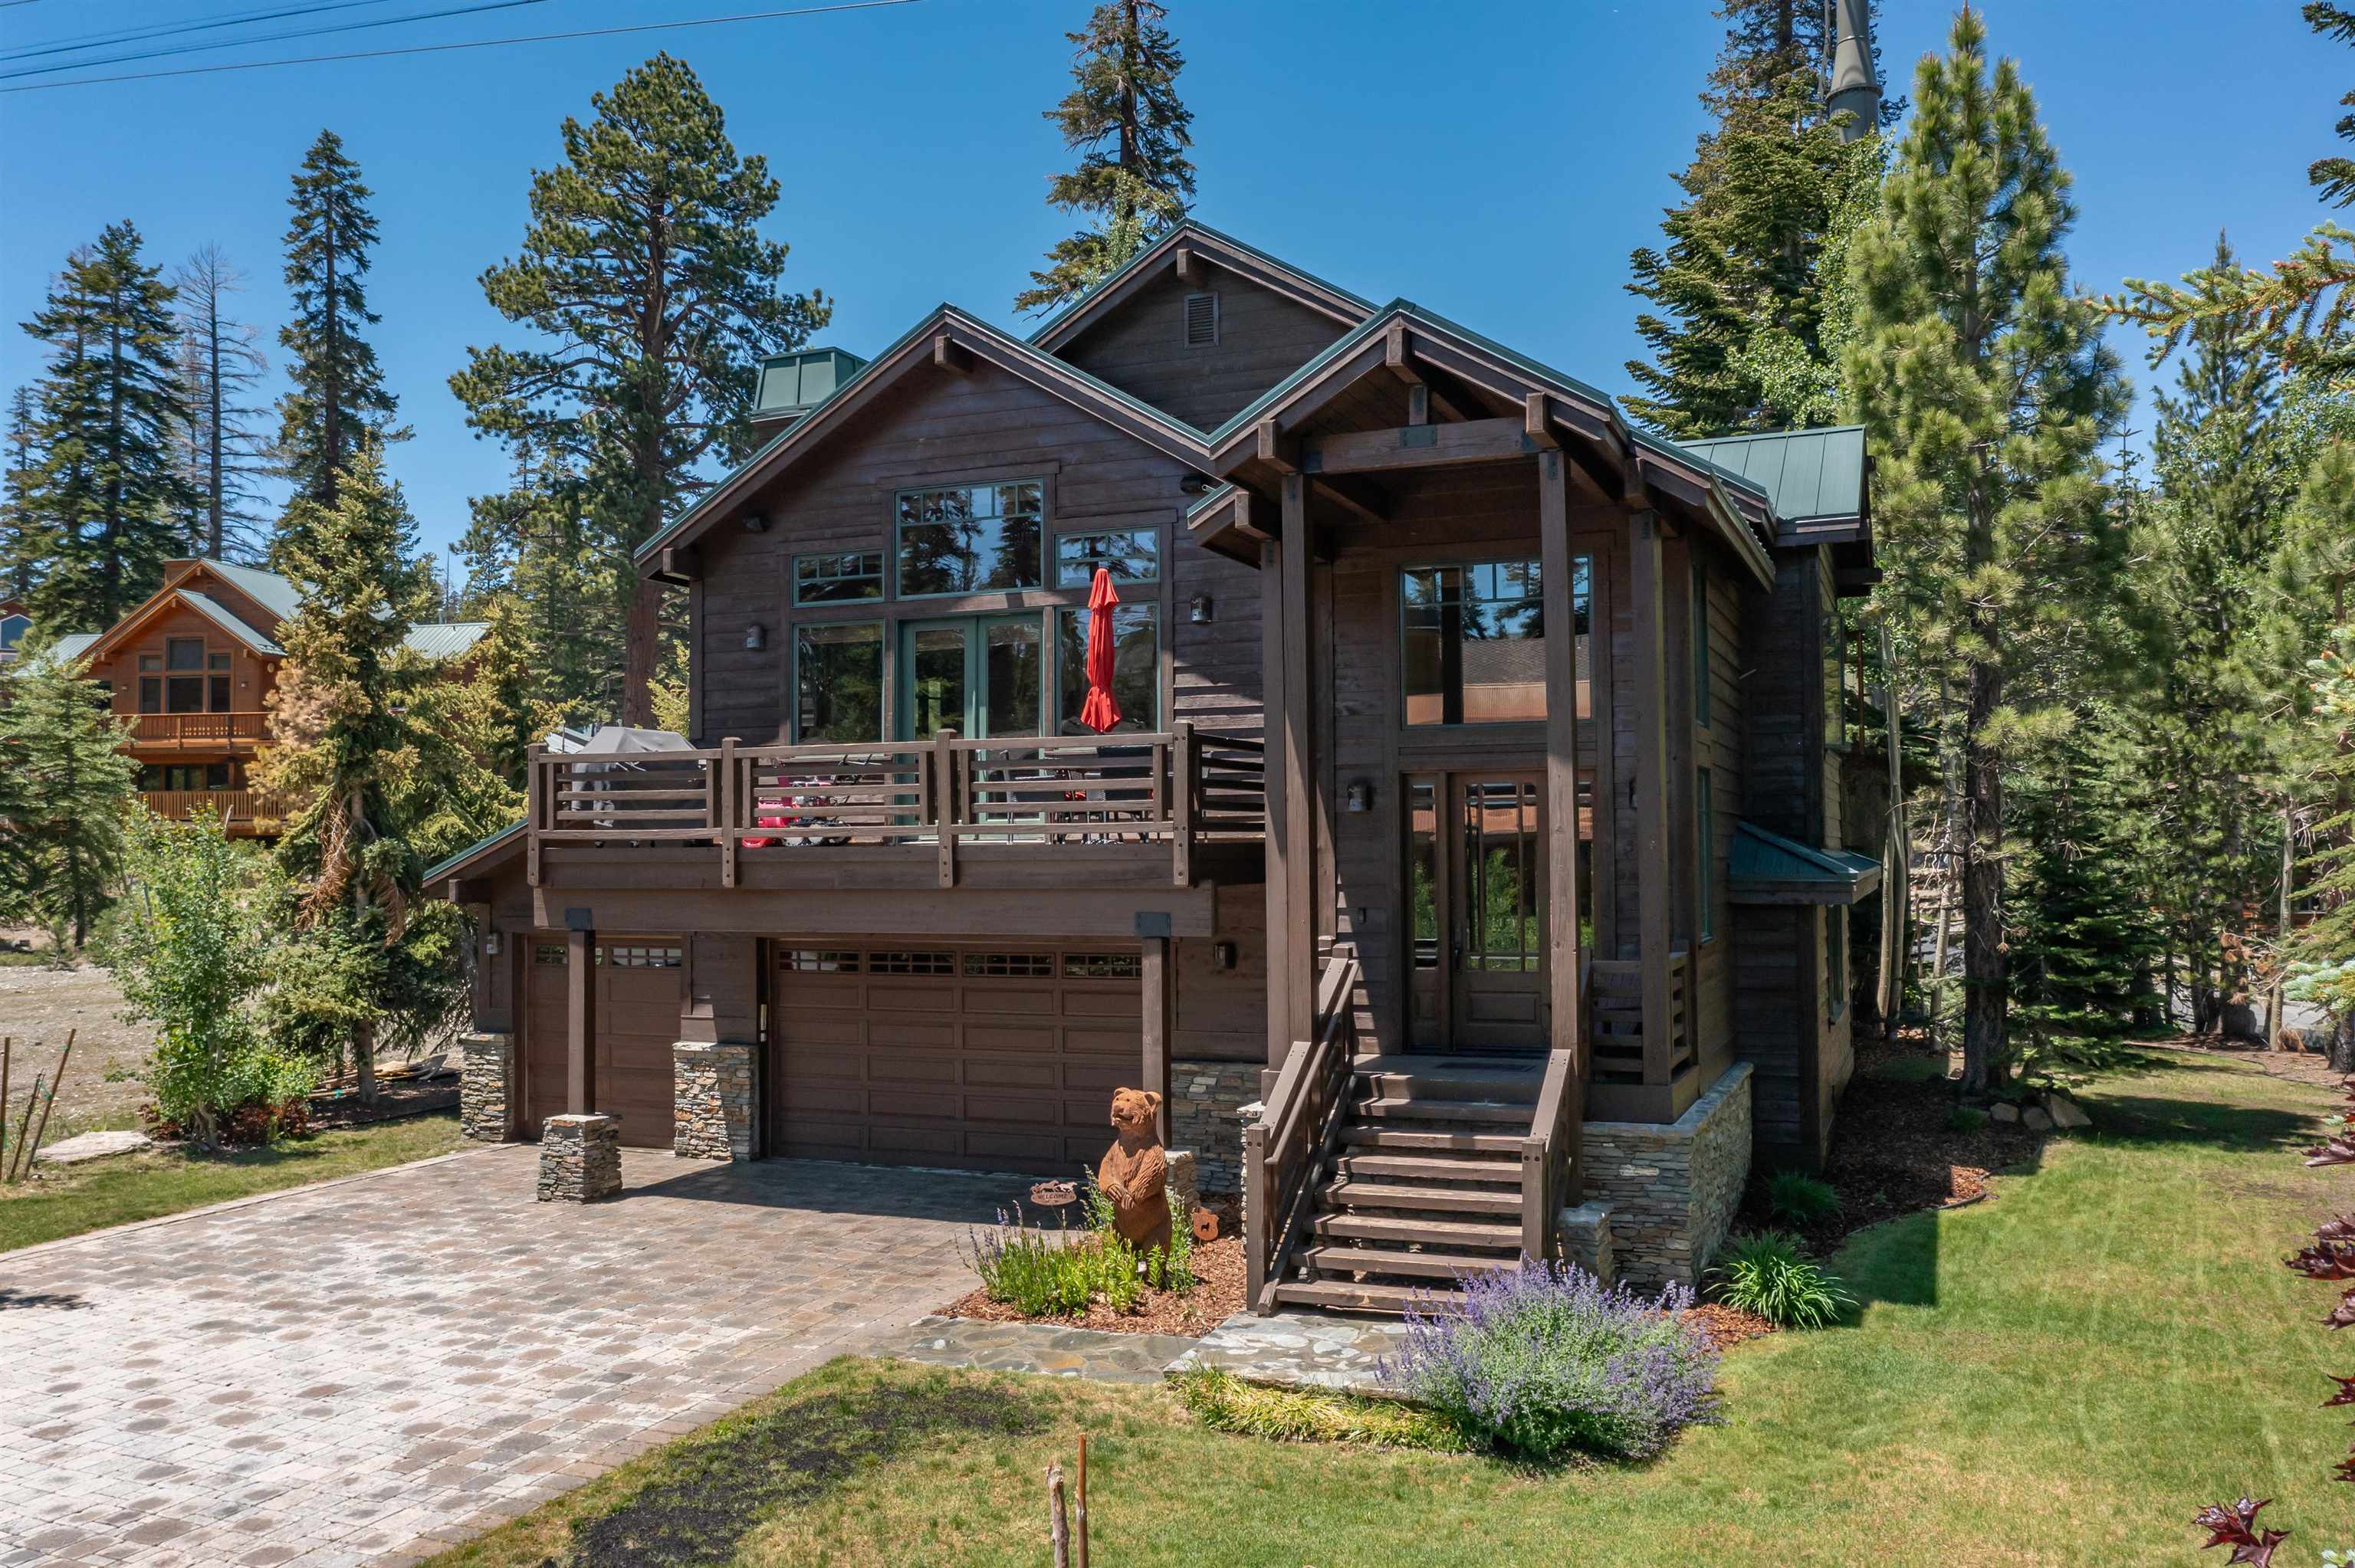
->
{"left": 1586, "top": 948, "right": 1693, "bottom": 1087}
{"left": 1244, "top": 946, "right": 1360, "bottom": 1314}
{"left": 129, "top": 712, "right": 268, "bottom": 745}
{"left": 1520, "top": 1043, "right": 1578, "bottom": 1260}
{"left": 140, "top": 789, "right": 285, "bottom": 829}
{"left": 524, "top": 723, "right": 1265, "bottom": 888}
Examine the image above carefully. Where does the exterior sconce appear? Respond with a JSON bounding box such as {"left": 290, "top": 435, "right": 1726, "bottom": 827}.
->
{"left": 1213, "top": 940, "right": 1237, "bottom": 970}
{"left": 1178, "top": 472, "right": 1217, "bottom": 495}
{"left": 744, "top": 624, "right": 767, "bottom": 651}
{"left": 484, "top": 930, "right": 503, "bottom": 957}
{"left": 1345, "top": 779, "right": 1373, "bottom": 814}
{"left": 743, "top": 513, "right": 768, "bottom": 533}
{"left": 1190, "top": 594, "right": 1214, "bottom": 625}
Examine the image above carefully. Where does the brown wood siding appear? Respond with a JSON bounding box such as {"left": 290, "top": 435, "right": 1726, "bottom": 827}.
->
{"left": 1742, "top": 549, "right": 1828, "bottom": 846}
{"left": 687, "top": 359, "right": 1261, "bottom": 748}
{"left": 1693, "top": 542, "right": 1746, "bottom": 1085}
{"left": 1174, "top": 886, "right": 1269, "bottom": 1062}
{"left": 768, "top": 940, "right": 1141, "bottom": 1175}
{"left": 1054, "top": 267, "right": 1348, "bottom": 435}
{"left": 521, "top": 934, "right": 684, "bottom": 1149}
{"left": 1733, "top": 905, "right": 1809, "bottom": 1161}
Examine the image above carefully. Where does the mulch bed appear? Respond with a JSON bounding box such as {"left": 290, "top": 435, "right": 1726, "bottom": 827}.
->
{"left": 1742, "top": 1031, "right": 2041, "bottom": 1255}
{"left": 305, "top": 1074, "right": 459, "bottom": 1130}
{"left": 1687, "top": 1302, "right": 1780, "bottom": 1350}
{"left": 942, "top": 1231, "right": 1247, "bottom": 1337}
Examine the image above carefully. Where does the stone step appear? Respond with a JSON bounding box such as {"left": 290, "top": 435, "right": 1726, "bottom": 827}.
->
{"left": 1329, "top": 1152, "right": 1522, "bottom": 1185}
{"left": 1309, "top": 1212, "right": 1525, "bottom": 1249}
{"left": 1269, "top": 1278, "right": 1451, "bottom": 1313}
{"left": 1338, "top": 1125, "right": 1526, "bottom": 1155}
{"left": 1351, "top": 1095, "right": 1532, "bottom": 1125}
{"left": 1315, "top": 1177, "right": 1522, "bottom": 1215}
{"left": 1302, "top": 1245, "right": 1523, "bottom": 1281}
{"left": 1352, "top": 1055, "right": 1545, "bottom": 1103}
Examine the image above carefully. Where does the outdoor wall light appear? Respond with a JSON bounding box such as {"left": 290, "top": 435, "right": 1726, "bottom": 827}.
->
{"left": 1190, "top": 594, "right": 1214, "bottom": 625}
{"left": 1213, "top": 940, "right": 1237, "bottom": 970}
{"left": 744, "top": 624, "right": 767, "bottom": 651}
{"left": 1178, "top": 472, "right": 1217, "bottom": 495}
{"left": 484, "top": 931, "right": 503, "bottom": 958}
{"left": 1345, "top": 779, "right": 1373, "bottom": 814}
{"left": 742, "top": 513, "right": 768, "bottom": 533}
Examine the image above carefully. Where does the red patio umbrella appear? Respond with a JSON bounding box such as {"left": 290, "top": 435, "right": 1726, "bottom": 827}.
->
{"left": 1080, "top": 566, "right": 1122, "bottom": 733}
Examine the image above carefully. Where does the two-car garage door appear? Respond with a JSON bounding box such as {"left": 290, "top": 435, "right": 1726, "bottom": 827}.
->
{"left": 770, "top": 941, "right": 1142, "bottom": 1176}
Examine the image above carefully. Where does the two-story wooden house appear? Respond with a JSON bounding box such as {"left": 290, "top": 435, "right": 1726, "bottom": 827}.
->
{"left": 54, "top": 557, "right": 486, "bottom": 836}
{"left": 428, "top": 222, "right": 1880, "bottom": 1312}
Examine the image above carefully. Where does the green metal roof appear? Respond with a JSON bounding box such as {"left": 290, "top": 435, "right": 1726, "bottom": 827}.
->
{"left": 756, "top": 347, "right": 869, "bottom": 418}
{"left": 402, "top": 622, "right": 490, "bottom": 661}
{"left": 1677, "top": 426, "right": 1867, "bottom": 525}
{"left": 422, "top": 818, "right": 524, "bottom": 884}
{"left": 1728, "top": 820, "right": 1882, "bottom": 905}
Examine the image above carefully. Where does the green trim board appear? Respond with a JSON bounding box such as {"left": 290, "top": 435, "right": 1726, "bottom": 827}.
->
{"left": 1727, "top": 819, "right": 1882, "bottom": 906}
{"left": 422, "top": 818, "right": 526, "bottom": 884}
{"left": 1026, "top": 218, "right": 1376, "bottom": 350}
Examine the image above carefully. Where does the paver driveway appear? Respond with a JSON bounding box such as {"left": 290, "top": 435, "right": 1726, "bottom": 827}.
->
{"left": 0, "top": 1144, "right": 1022, "bottom": 1567}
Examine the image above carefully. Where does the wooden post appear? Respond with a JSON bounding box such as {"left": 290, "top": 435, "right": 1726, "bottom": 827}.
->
{"left": 1538, "top": 451, "right": 1585, "bottom": 1069}
{"left": 1243, "top": 1120, "right": 1270, "bottom": 1310}
{"left": 935, "top": 728, "right": 959, "bottom": 888}
{"left": 1261, "top": 533, "right": 1293, "bottom": 1068}
{"left": 526, "top": 743, "right": 545, "bottom": 888}
{"left": 1076, "top": 1433, "right": 1090, "bottom": 1568}
{"left": 1141, "top": 935, "right": 1174, "bottom": 1145}
{"left": 719, "top": 736, "right": 738, "bottom": 890}
{"left": 1171, "top": 720, "right": 1195, "bottom": 887}
{"left": 1627, "top": 511, "right": 1674, "bottom": 1088}
{"left": 566, "top": 925, "right": 597, "bottom": 1115}
{"left": 1279, "top": 474, "right": 1316, "bottom": 1055}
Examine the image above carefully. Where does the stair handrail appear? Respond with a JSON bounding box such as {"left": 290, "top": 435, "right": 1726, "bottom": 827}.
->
{"left": 1244, "top": 944, "right": 1359, "bottom": 1313}
{"left": 1519, "top": 1046, "right": 1578, "bottom": 1262}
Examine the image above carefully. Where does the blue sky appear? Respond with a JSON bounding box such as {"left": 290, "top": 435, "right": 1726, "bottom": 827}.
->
{"left": 1, "top": 0, "right": 2344, "bottom": 576}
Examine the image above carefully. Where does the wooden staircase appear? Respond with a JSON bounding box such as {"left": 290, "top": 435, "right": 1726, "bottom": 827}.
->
{"left": 1270, "top": 1055, "right": 1545, "bottom": 1313}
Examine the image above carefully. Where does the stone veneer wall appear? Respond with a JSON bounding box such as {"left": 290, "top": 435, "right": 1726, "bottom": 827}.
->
{"left": 537, "top": 1114, "right": 622, "bottom": 1202}
{"left": 672, "top": 1042, "right": 757, "bottom": 1160}
{"left": 1171, "top": 1058, "right": 1259, "bottom": 1196}
{"left": 458, "top": 1032, "right": 513, "bottom": 1143}
{"left": 1580, "top": 1062, "right": 1752, "bottom": 1290}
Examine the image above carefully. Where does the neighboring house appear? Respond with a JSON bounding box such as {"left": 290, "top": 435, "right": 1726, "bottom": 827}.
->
{"left": 426, "top": 221, "right": 1881, "bottom": 1310}
{"left": 55, "top": 557, "right": 486, "bottom": 837}
{"left": 0, "top": 598, "right": 28, "bottom": 665}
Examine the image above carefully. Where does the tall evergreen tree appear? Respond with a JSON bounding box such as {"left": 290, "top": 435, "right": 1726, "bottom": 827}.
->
{"left": 454, "top": 436, "right": 615, "bottom": 753}
{"left": 1013, "top": 0, "right": 1196, "bottom": 315}
{"left": 172, "top": 245, "right": 274, "bottom": 563}
{"left": 1624, "top": 0, "right": 1889, "bottom": 436}
{"left": 275, "top": 130, "right": 396, "bottom": 524}
{"left": 19, "top": 225, "right": 197, "bottom": 630}
{"left": 1847, "top": 9, "right": 2130, "bottom": 1093}
{"left": 0, "top": 638, "right": 138, "bottom": 946}
{"left": 2, "top": 386, "right": 36, "bottom": 601}
{"left": 452, "top": 53, "right": 826, "bottom": 729}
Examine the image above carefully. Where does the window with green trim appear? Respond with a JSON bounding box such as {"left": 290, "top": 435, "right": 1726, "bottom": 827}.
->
{"left": 895, "top": 481, "right": 1044, "bottom": 597}
{"left": 794, "top": 549, "right": 882, "bottom": 605}
{"left": 793, "top": 622, "right": 883, "bottom": 743}
{"left": 1054, "top": 602, "right": 1158, "bottom": 734}
{"left": 1693, "top": 560, "right": 1711, "bottom": 728}
{"left": 1054, "top": 527, "right": 1159, "bottom": 587}
{"left": 1696, "top": 766, "right": 1715, "bottom": 943}
{"left": 1401, "top": 559, "right": 1565, "bottom": 727}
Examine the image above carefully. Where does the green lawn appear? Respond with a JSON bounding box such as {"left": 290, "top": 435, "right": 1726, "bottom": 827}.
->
{"left": 429, "top": 1055, "right": 2355, "bottom": 1567}
{"left": 0, "top": 1110, "right": 463, "bottom": 1253}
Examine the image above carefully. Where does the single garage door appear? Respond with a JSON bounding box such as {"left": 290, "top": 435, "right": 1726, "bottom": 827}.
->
{"left": 771, "top": 941, "right": 1142, "bottom": 1176}
{"left": 523, "top": 936, "right": 682, "bottom": 1149}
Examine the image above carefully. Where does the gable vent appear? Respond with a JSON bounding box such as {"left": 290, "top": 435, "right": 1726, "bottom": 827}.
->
{"left": 1184, "top": 291, "right": 1220, "bottom": 348}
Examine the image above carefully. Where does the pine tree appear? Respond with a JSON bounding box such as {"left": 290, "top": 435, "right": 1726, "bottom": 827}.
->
{"left": 1, "top": 386, "right": 36, "bottom": 601}
{"left": 1624, "top": 0, "right": 1889, "bottom": 437}
{"left": 19, "top": 224, "right": 198, "bottom": 630}
{"left": 454, "top": 437, "right": 613, "bottom": 757}
{"left": 452, "top": 54, "right": 826, "bottom": 729}
{"left": 172, "top": 245, "right": 273, "bottom": 563}
{"left": 0, "top": 638, "right": 138, "bottom": 946}
{"left": 1847, "top": 9, "right": 2130, "bottom": 1094}
{"left": 275, "top": 130, "right": 396, "bottom": 523}
{"left": 1013, "top": 0, "right": 1196, "bottom": 315}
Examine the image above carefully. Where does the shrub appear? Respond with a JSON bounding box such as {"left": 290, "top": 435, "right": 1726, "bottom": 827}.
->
{"left": 964, "top": 1206, "right": 1099, "bottom": 1316}
{"left": 1174, "top": 1370, "right": 1475, "bottom": 1453}
{"left": 1377, "top": 1259, "right": 1721, "bottom": 1462}
{"left": 1765, "top": 1169, "right": 1841, "bottom": 1225}
{"left": 1711, "top": 1232, "right": 1857, "bottom": 1329}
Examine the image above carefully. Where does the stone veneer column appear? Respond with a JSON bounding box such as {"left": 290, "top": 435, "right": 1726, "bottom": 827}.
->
{"left": 1578, "top": 1062, "right": 1752, "bottom": 1291}
{"left": 1557, "top": 1202, "right": 1617, "bottom": 1284}
{"left": 537, "top": 1114, "right": 622, "bottom": 1202}
{"left": 457, "top": 1032, "right": 514, "bottom": 1143}
{"left": 672, "top": 1042, "right": 757, "bottom": 1160}
{"left": 1169, "top": 1059, "right": 1260, "bottom": 1195}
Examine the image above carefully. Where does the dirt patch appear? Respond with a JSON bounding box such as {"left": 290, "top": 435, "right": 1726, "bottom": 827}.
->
{"left": 942, "top": 1228, "right": 1246, "bottom": 1337}
{"left": 0, "top": 961, "right": 151, "bottom": 1138}
{"left": 1687, "top": 1302, "right": 1780, "bottom": 1350}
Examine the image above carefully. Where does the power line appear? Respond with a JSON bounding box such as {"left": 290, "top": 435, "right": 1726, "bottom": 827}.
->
{"left": 2, "top": 0, "right": 554, "bottom": 80}
{"left": 3, "top": 0, "right": 416, "bottom": 67}
{"left": 1, "top": 0, "right": 918, "bottom": 93}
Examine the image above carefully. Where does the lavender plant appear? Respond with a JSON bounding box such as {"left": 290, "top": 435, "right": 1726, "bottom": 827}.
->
{"left": 1376, "top": 1258, "right": 1721, "bottom": 1462}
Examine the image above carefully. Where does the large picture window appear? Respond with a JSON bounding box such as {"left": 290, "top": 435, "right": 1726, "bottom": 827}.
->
{"left": 1054, "top": 527, "right": 1159, "bottom": 587}
{"left": 1055, "top": 602, "right": 1158, "bottom": 734}
{"left": 1402, "top": 559, "right": 1581, "bottom": 727}
{"left": 794, "top": 622, "right": 883, "bottom": 743}
{"left": 895, "top": 481, "right": 1044, "bottom": 597}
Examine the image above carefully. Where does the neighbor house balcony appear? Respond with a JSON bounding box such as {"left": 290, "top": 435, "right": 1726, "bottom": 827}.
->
{"left": 521, "top": 727, "right": 1266, "bottom": 894}
{"left": 140, "top": 789, "right": 287, "bottom": 836}
{"left": 128, "top": 712, "right": 268, "bottom": 748}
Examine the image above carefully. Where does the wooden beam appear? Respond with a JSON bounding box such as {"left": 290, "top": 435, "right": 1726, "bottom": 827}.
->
{"left": 1260, "top": 531, "right": 1293, "bottom": 1067}
{"left": 1538, "top": 451, "right": 1585, "bottom": 1069}
{"left": 1141, "top": 935, "right": 1174, "bottom": 1143}
{"left": 1309, "top": 475, "right": 1388, "bottom": 527}
{"left": 1174, "top": 246, "right": 1194, "bottom": 284}
{"left": 1302, "top": 416, "right": 1536, "bottom": 476}
{"left": 1279, "top": 476, "right": 1316, "bottom": 1057}
{"left": 1407, "top": 383, "right": 1430, "bottom": 426}
{"left": 932, "top": 333, "right": 972, "bottom": 374}
{"left": 1384, "top": 321, "right": 1421, "bottom": 382}
{"left": 565, "top": 925, "right": 597, "bottom": 1115}
{"left": 655, "top": 544, "right": 699, "bottom": 583}
{"left": 1256, "top": 418, "right": 1299, "bottom": 476}
{"left": 1626, "top": 512, "right": 1674, "bottom": 1087}
{"left": 1524, "top": 392, "right": 1561, "bottom": 451}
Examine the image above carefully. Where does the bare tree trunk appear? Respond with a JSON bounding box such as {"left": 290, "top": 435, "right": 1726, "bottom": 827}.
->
{"left": 622, "top": 576, "right": 659, "bottom": 728}
{"left": 353, "top": 1015, "right": 378, "bottom": 1107}
{"left": 1877, "top": 622, "right": 1908, "bottom": 1042}
{"left": 1960, "top": 659, "right": 2006, "bottom": 1094}
{"left": 2331, "top": 1011, "right": 2355, "bottom": 1077}
{"left": 2271, "top": 807, "right": 2295, "bottom": 1051}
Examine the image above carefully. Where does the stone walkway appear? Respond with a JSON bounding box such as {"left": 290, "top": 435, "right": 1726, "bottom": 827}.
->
{"left": 0, "top": 1145, "right": 1025, "bottom": 1567}
{"left": 1167, "top": 1310, "right": 1411, "bottom": 1396}
{"left": 875, "top": 1315, "right": 1201, "bottom": 1384}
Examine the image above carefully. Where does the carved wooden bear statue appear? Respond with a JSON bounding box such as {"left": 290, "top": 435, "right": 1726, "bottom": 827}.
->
{"left": 1097, "top": 1087, "right": 1172, "bottom": 1255}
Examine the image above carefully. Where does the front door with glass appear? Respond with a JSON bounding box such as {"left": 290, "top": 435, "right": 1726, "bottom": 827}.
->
{"left": 1407, "top": 771, "right": 1550, "bottom": 1052}
{"left": 897, "top": 615, "right": 1043, "bottom": 741}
